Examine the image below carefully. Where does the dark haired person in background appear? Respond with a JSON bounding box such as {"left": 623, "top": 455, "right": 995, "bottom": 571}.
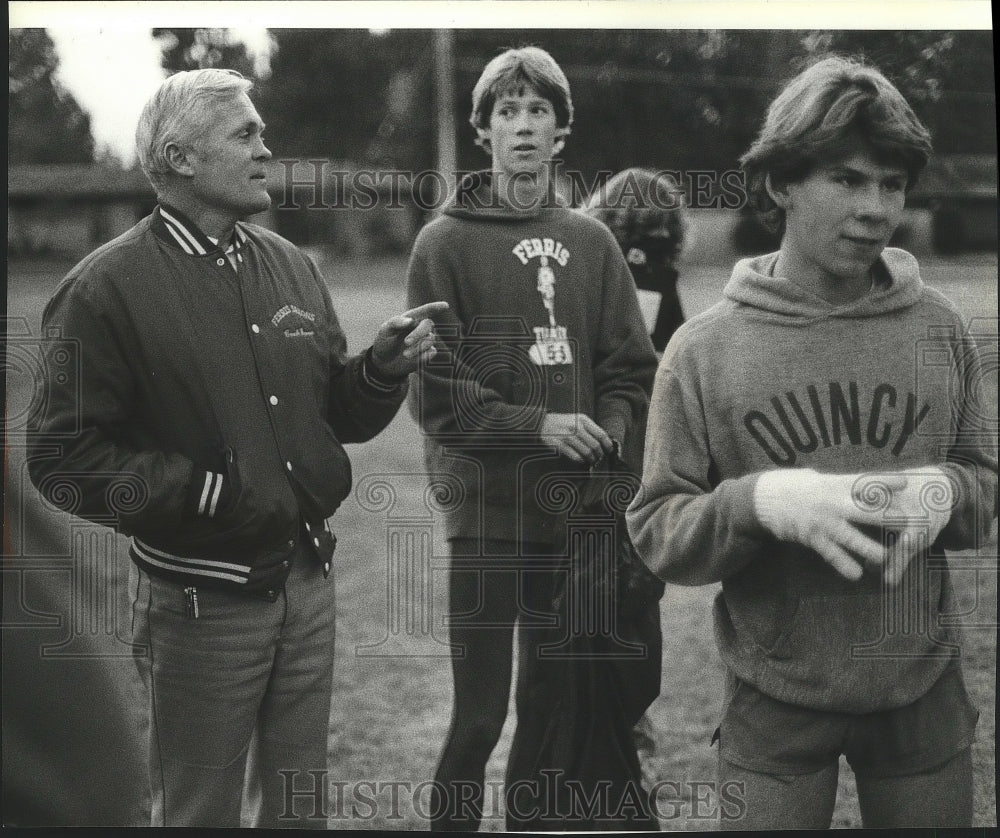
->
{"left": 583, "top": 168, "right": 688, "bottom": 352}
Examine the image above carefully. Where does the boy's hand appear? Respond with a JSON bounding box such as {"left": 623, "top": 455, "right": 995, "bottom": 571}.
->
{"left": 540, "top": 413, "right": 614, "bottom": 465}
{"left": 370, "top": 301, "right": 449, "bottom": 378}
{"left": 881, "top": 466, "right": 955, "bottom": 586}
{"left": 753, "top": 468, "right": 908, "bottom": 582}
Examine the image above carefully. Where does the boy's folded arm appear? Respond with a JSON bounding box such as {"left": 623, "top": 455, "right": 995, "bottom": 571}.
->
{"left": 625, "top": 366, "right": 770, "bottom": 586}
{"left": 936, "top": 456, "right": 998, "bottom": 550}
{"left": 627, "top": 470, "right": 769, "bottom": 586}
{"left": 934, "top": 332, "right": 998, "bottom": 550}
{"left": 414, "top": 363, "right": 548, "bottom": 440}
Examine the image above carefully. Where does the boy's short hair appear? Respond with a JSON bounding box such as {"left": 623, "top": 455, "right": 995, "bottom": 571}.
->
{"left": 470, "top": 46, "right": 573, "bottom": 149}
{"left": 741, "top": 55, "right": 933, "bottom": 231}
{"left": 136, "top": 68, "right": 253, "bottom": 189}
{"left": 583, "top": 168, "right": 687, "bottom": 259}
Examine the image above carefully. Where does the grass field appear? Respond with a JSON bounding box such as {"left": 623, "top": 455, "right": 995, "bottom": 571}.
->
{"left": 5, "top": 251, "right": 997, "bottom": 829}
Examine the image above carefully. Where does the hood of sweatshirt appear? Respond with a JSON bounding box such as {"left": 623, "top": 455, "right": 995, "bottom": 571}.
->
{"left": 442, "top": 170, "right": 568, "bottom": 221}
{"left": 724, "top": 247, "right": 926, "bottom": 325}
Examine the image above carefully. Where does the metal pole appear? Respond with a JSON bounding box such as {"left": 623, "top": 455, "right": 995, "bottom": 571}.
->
{"left": 433, "top": 29, "right": 457, "bottom": 199}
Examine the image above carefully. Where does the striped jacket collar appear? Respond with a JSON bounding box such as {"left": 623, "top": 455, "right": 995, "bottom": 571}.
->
{"left": 153, "top": 203, "right": 248, "bottom": 259}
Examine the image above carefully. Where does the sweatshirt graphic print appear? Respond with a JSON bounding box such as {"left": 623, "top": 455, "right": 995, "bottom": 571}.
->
{"left": 407, "top": 172, "right": 657, "bottom": 545}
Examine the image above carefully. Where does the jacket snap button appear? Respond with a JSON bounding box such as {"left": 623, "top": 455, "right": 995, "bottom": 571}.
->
{"left": 216, "top": 258, "right": 226, "bottom": 267}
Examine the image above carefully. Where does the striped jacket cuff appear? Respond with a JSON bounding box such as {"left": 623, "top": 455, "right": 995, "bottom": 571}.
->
{"left": 131, "top": 538, "right": 252, "bottom": 585}
{"left": 187, "top": 469, "right": 230, "bottom": 519}
{"left": 361, "top": 347, "right": 407, "bottom": 394}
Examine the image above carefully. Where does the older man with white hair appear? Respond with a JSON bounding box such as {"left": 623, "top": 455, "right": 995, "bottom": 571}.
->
{"left": 27, "top": 68, "right": 445, "bottom": 828}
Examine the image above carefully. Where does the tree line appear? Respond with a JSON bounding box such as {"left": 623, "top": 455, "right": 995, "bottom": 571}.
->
{"left": 10, "top": 28, "right": 996, "bottom": 179}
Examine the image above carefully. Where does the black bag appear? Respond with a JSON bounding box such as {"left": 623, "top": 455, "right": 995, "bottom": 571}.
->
{"left": 510, "top": 452, "right": 665, "bottom": 831}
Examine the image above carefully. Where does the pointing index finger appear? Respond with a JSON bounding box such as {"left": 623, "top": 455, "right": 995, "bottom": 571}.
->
{"left": 401, "top": 301, "right": 450, "bottom": 322}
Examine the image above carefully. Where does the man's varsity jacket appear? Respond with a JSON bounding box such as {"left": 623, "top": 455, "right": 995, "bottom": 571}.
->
{"left": 27, "top": 205, "right": 407, "bottom": 598}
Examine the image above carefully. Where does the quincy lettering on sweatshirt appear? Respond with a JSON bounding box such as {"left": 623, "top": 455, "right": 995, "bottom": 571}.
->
{"left": 744, "top": 380, "right": 931, "bottom": 465}
{"left": 627, "top": 248, "right": 997, "bottom": 712}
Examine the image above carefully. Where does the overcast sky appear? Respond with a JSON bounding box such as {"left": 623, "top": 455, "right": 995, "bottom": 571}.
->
{"left": 11, "top": 1, "right": 990, "bottom": 167}
{"left": 45, "top": 28, "right": 273, "bottom": 165}
{"left": 45, "top": 28, "right": 167, "bottom": 165}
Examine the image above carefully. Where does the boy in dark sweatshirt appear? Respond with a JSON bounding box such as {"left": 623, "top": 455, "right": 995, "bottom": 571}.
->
{"left": 627, "top": 56, "right": 996, "bottom": 829}
{"left": 407, "top": 47, "right": 657, "bottom": 830}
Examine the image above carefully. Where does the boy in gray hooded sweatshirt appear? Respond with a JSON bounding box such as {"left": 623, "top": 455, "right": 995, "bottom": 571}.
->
{"left": 627, "top": 56, "right": 997, "bottom": 828}
{"left": 408, "top": 46, "right": 657, "bottom": 830}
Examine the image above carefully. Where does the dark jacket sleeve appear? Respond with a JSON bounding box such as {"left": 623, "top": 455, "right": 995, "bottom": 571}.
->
{"left": 405, "top": 225, "right": 547, "bottom": 441}
{"left": 310, "top": 256, "right": 409, "bottom": 444}
{"left": 26, "top": 275, "right": 197, "bottom": 536}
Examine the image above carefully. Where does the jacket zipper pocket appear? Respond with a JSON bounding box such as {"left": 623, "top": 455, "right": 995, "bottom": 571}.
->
{"left": 184, "top": 586, "right": 200, "bottom": 619}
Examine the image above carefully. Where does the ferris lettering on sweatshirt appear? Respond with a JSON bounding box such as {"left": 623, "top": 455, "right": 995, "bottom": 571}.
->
{"left": 744, "top": 381, "right": 932, "bottom": 466}
{"left": 512, "top": 237, "right": 570, "bottom": 266}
